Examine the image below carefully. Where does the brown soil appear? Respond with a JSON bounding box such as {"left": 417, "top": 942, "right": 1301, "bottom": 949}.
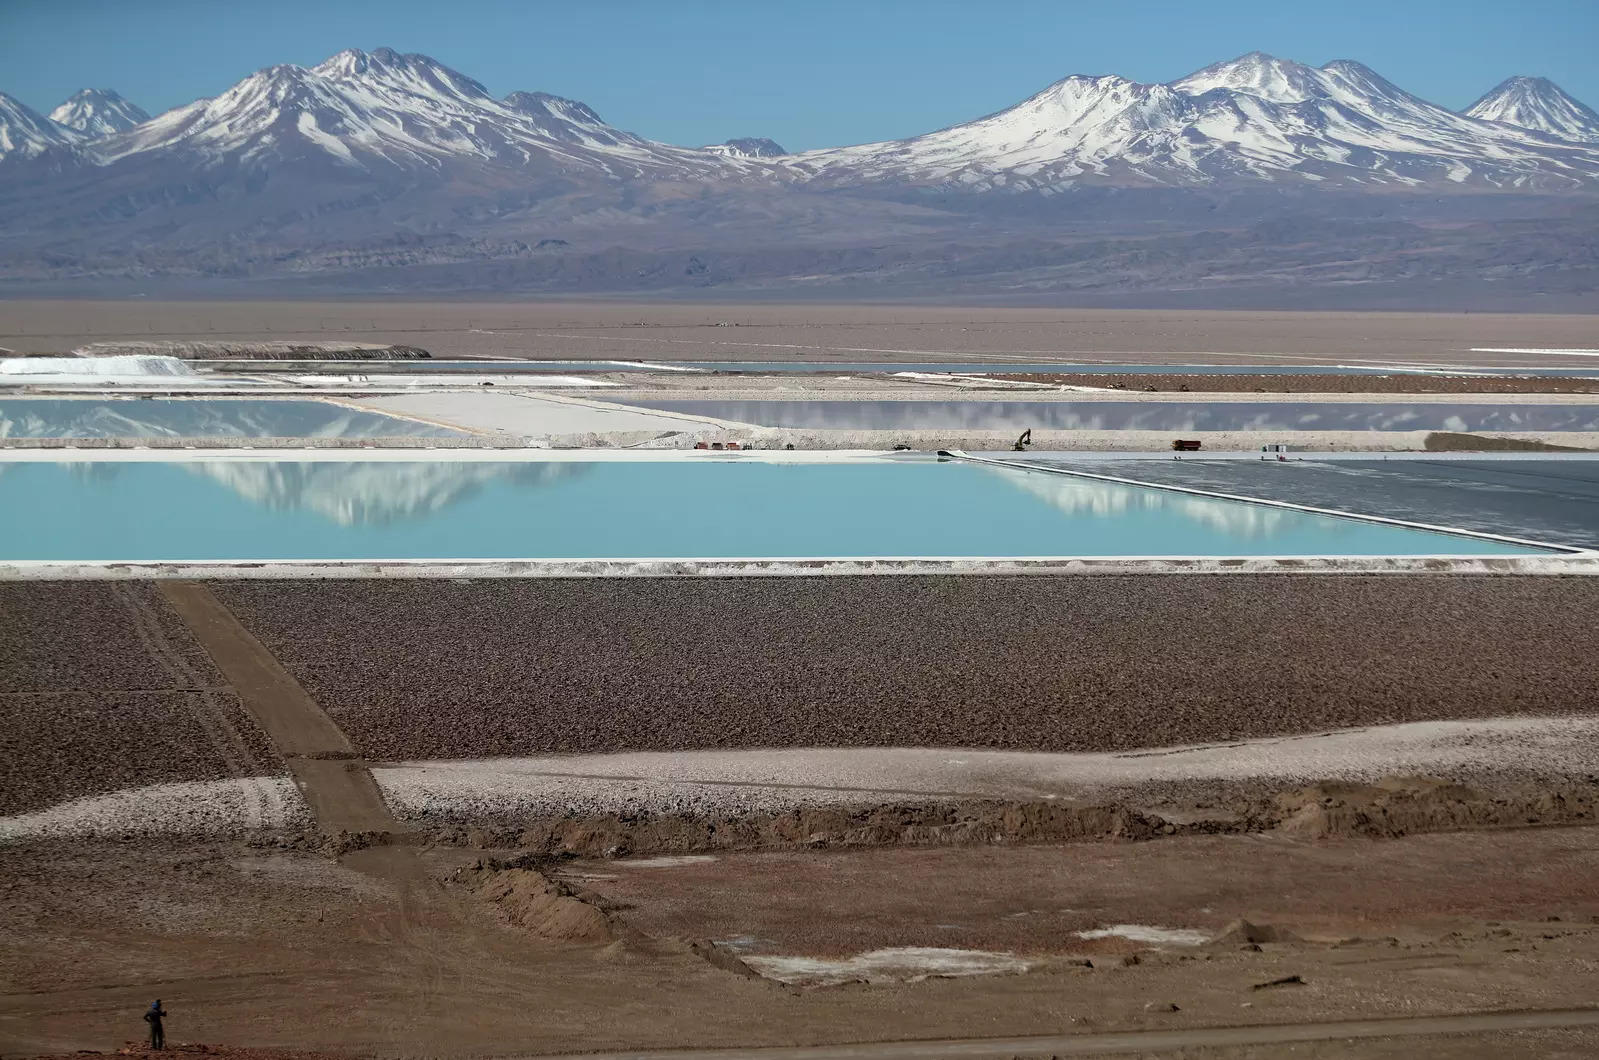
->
{"left": 27, "top": 1048, "right": 353, "bottom": 1060}
{"left": 1424, "top": 431, "right": 1593, "bottom": 452}
{"left": 419, "top": 776, "right": 1599, "bottom": 859}
{"left": 467, "top": 856, "right": 622, "bottom": 944}
{"left": 6, "top": 302, "right": 1598, "bottom": 368}
{"left": 573, "top": 822, "right": 1599, "bottom": 958}
{"left": 991, "top": 372, "right": 1599, "bottom": 394}
{"left": 7, "top": 825, "right": 1599, "bottom": 1059}
{"left": 9, "top": 574, "right": 1599, "bottom": 1058}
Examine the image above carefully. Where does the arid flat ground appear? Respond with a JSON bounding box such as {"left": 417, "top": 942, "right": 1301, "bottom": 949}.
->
{"left": 3, "top": 575, "right": 1599, "bottom": 1059}
{"left": 3, "top": 301, "right": 1597, "bottom": 367}
{"left": 5, "top": 829, "right": 1599, "bottom": 1060}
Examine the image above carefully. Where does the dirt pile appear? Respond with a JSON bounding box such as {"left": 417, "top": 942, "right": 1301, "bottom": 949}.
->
{"left": 1272, "top": 776, "right": 1598, "bottom": 839}
{"left": 465, "top": 855, "right": 622, "bottom": 943}
{"left": 1209, "top": 919, "right": 1303, "bottom": 946}
{"left": 444, "top": 801, "right": 1190, "bottom": 858}
{"left": 1424, "top": 431, "right": 1592, "bottom": 452}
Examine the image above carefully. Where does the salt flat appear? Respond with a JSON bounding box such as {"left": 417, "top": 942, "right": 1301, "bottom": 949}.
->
{"left": 6, "top": 301, "right": 1599, "bottom": 368}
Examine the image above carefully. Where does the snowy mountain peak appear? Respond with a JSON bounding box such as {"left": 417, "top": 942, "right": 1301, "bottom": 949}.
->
{"left": 1465, "top": 76, "right": 1599, "bottom": 142}
{"left": 797, "top": 51, "right": 1599, "bottom": 192}
{"left": 48, "top": 89, "right": 149, "bottom": 137}
{"left": 503, "top": 91, "right": 605, "bottom": 128}
{"left": 83, "top": 47, "right": 740, "bottom": 179}
{"left": 703, "top": 137, "right": 787, "bottom": 158}
{"left": 312, "top": 46, "right": 494, "bottom": 102}
{"left": 0, "top": 91, "right": 80, "bottom": 160}
{"left": 1172, "top": 51, "right": 1328, "bottom": 102}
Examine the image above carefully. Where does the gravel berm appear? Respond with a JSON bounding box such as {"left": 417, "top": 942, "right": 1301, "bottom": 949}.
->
{"left": 211, "top": 576, "right": 1599, "bottom": 762}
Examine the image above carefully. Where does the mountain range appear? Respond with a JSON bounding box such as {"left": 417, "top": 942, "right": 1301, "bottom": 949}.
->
{"left": 2, "top": 48, "right": 1597, "bottom": 306}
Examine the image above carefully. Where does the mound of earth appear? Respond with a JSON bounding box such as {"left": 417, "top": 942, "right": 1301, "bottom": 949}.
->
{"left": 1424, "top": 431, "right": 1592, "bottom": 452}
{"left": 466, "top": 856, "right": 622, "bottom": 943}
{"left": 1271, "top": 776, "right": 1597, "bottom": 838}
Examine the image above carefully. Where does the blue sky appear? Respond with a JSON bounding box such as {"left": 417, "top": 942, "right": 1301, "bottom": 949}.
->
{"left": 3, "top": 0, "right": 1596, "bottom": 150}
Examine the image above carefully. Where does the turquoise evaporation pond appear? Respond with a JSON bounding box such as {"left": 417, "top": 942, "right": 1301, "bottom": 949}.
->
{"left": 0, "top": 458, "right": 1548, "bottom": 561}
{"left": 0, "top": 398, "right": 463, "bottom": 439}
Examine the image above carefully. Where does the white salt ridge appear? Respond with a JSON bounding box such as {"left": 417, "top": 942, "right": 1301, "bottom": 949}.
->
{"left": 1, "top": 355, "right": 196, "bottom": 378}
{"left": 0, "top": 777, "right": 307, "bottom": 842}
{"left": 371, "top": 717, "right": 1599, "bottom": 821}
{"left": 615, "top": 855, "right": 718, "bottom": 868}
{"left": 743, "top": 947, "right": 1030, "bottom": 986}
{"left": 1076, "top": 924, "right": 1211, "bottom": 946}
{"left": 283, "top": 373, "right": 614, "bottom": 387}
{"left": 0, "top": 356, "right": 234, "bottom": 390}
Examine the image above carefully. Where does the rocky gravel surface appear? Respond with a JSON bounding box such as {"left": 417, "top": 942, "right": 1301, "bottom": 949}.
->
{"left": 0, "top": 582, "right": 224, "bottom": 692}
{"left": 0, "top": 691, "right": 283, "bottom": 817}
{"left": 0, "top": 584, "right": 284, "bottom": 818}
{"left": 213, "top": 576, "right": 1599, "bottom": 762}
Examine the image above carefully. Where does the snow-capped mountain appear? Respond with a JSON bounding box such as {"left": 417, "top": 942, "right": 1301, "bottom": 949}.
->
{"left": 792, "top": 52, "right": 1599, "bottom": 190}
{"left": 48, "top": 89, "right": 149, "bottom": 137}
{"left": 1, "top": 47, "right": 1597, "bottom": 301}
{"left": 89, "top": 47, "right": 746, "bottom": 180}
{"left": 704, "top": 137, "right": 787, "bottom": 158}
{"left": 1465, "top": 76, "right": 1599, "bottom": 143}
{"left": 0, "top": 92, "right": 80, "bottom": 160}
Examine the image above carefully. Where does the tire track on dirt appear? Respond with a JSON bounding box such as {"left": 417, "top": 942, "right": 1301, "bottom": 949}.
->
{"left": 118, "top": 583, "right": 278, "bottom": 826}
{"left": 158, "top": 581, "right": 506, "bottom": 1043}
{"left": 157, "top": 582, "right": 398, "bottom": 837}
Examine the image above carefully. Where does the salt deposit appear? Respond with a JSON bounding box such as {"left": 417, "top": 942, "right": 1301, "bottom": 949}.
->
{"left": 0, "top": 776, "right": 308, "bottom": 841}
{"left": 1075, "top": 925, "right": 1211, "bottom": 946}
{"left": 742, "top": 947, "right": 1030, "bottom": 986}
{"left": 370, "top": 717, "right": 1599, "bottom": 821}
{"left": 1, "top": 355, "right": 195, "bottom": 378}
{"left": 614, "top": 855, "right": 719, "bottom": 868}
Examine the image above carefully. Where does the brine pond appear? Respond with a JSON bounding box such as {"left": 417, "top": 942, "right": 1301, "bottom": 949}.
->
{"left": 0, "top": 455, "right": 1554, "bottom": 562}
{"left": 0, "top": 398, "right": 463, "bottom": 439}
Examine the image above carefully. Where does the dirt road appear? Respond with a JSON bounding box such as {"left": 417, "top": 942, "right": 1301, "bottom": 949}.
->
{"left": 158, "top": 582, "right": 396, "bottom": 837}
{"left": 544, "top": 1008, "right": 1599, "bottom": 1059}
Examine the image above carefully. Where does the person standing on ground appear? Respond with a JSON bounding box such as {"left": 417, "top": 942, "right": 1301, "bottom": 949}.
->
{"left": 144, "top": 999, "right": 167, "bottom": 1050}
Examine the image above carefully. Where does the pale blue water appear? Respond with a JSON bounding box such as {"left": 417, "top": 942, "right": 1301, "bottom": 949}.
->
{"left": 0, "top": 398, "right": 463, "bottom": 439}
{"left": 0, "top": 458, "right": 1547, "bottom": 561}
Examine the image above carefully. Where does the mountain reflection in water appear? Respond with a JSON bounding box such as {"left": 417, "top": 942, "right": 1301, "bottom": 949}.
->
{"left": 990, "top": 465, "right": 1305, "bottom": 541}
{"left": 0, "top": 399, "right": 462, "bottom": 440}
{"left": 61, "top": 460, "right": 590, "bottom": 526}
